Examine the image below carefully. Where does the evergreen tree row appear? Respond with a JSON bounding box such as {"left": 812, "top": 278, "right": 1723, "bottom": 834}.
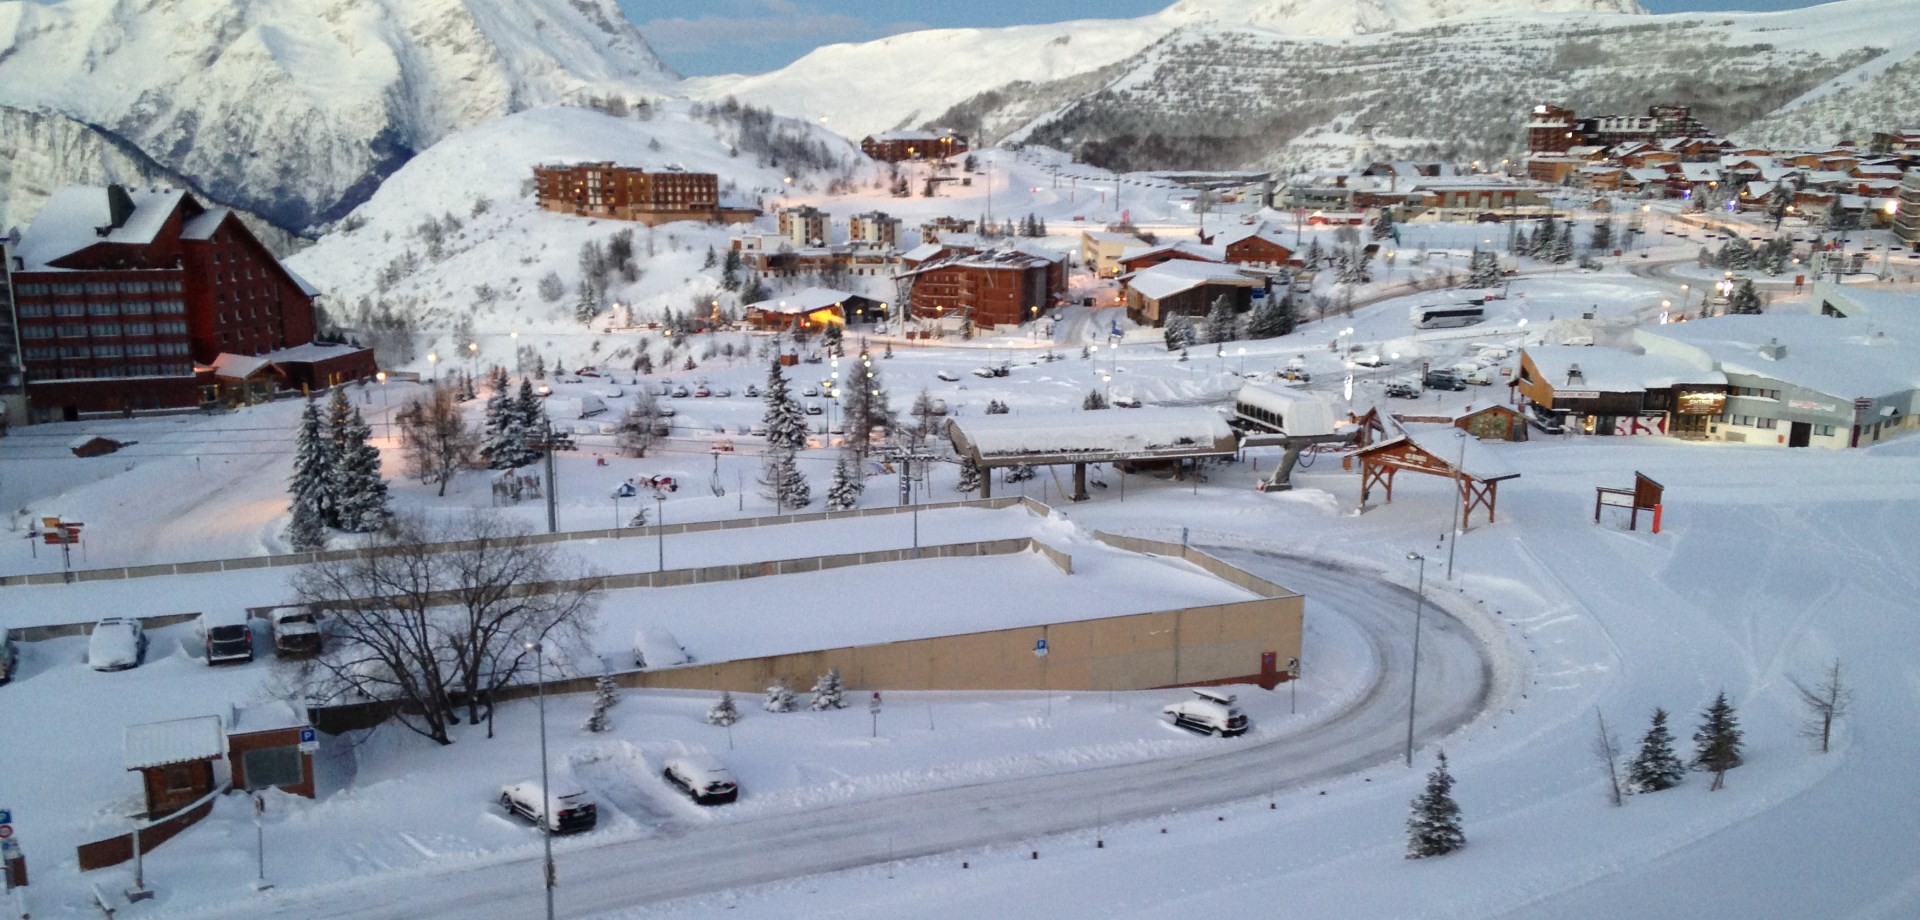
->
{"left": 286, "top": 388, "right": 392, "bottom": 549}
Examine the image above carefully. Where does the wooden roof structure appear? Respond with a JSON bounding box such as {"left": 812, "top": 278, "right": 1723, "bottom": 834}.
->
{"left": 1351, "top": 425, "right": 1520, "bottom": 529}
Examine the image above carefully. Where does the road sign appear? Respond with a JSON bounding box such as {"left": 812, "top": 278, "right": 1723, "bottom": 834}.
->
{"left": 298, "top": 726, "right": 319, "bottom": 753}
{"left": 869, "top": 691, "right": 882, "bottom": 713}
{"left": 1287, "top": 657, "right": 1302, "bottom": 678}
{"left": 0, "top": 825, "right": 12, "bottom": 840}
{"left": 1033, "top": 638, "right": 1048, "bottom": 658}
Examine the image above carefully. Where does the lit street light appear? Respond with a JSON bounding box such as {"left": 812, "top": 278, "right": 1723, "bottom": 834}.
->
{"left": 427, "top": 351, "right": 438, "bottom": 383}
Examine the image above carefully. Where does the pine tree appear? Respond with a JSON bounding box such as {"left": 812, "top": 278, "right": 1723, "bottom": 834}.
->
{"left": 480, "top": 382, "right": 518, "bottom": 469}
{"left": 763, "top": 679, "right": 797, "bottom": 713}
{"left": 1405, "top": 751, "right": 1466, "bottom": 859}
{"left": 575, "top": 282, "right": 599, "bottom": 325}
{"left": 285, "top": 396, "right": 332, "bottom": 550}
{"left": 956, "top": 455, "right": 982, "bottom": 493}
{"left": 1534, "top": 212, "right": 1558, "bottom": 259}
{"left": 1372, "top": 207, "right": 1396, "bottom": 241}
{"left": 1550, "top": 223, "right": 1575, "bottom": 264}
{"left": 839, "top": 349, "right": 893, "bottom": 454}
{"left": 514, "top": 379, "right": 546, "bottom": 462}
{"left": 1205, "top": 293, "right": 1238, "bottom": 344}
{"left": 809, "top": 668, "right": 847, "bottom": 710}
{"left": 332, "top": 406, "right": 390, "bottom": 532}
{"left": 1627, "top": 707, "right": 1686, "bottom": 793}
{"left": 1248, "top": 292, "right": 1295, "bottom": 339}
{"left": 706, "top": 691, "right": 741, "bottom": 726}
{"left": 1590, "top": 220, "right": 1614, "bottom": 253}
{"left": 762, "top": 361, "right": 809, "bottom": 453}
{"left": 584, "top": 675, "right": 620, "bottom": 732}
{"left": 1728, "top": 278, "right": 1763, "bottom": 315}
{"left": 827, "top": 450, "right": 864, "bottom": 511}
{"left": 1693, "top": 692, "right": 1745, "bottom": 783}
{"left": 1465, "top": 248, "right": 1503, "bottom": 288}
{"left": 1163, "top": 314, "right": 1197, "bottom": 351}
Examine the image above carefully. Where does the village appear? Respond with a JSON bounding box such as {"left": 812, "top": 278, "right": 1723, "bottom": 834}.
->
{"left": 0, "top": 87, "right": 1918, "bottom": 920}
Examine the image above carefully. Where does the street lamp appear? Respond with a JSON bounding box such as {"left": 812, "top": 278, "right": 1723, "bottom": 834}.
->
{"left": 525, "top": 641, "right": 556, "bottom": 920}
{"left": 654, "top": 491, "right": 666, "bottom": 572}
{"left": 1404, "top": 552, "right": 1428, "bottom": 768}
{"left": 427, "top": 351, "right": 438, "bottom": 383}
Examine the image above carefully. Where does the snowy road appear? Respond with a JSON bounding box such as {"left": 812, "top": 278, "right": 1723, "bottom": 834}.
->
{"left": 175, "top": 550, "right": 1499, "bottom": 920}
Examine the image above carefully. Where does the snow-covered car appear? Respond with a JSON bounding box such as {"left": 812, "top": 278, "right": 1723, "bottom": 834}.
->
{"left": 1162, "top": 688, "right": 1250, "bottom": 737}
{"left": 1112, "top": 396, "right": 1142, "bottom": 408}
{"left": 671, "top": 387, "right": 690, "bottom": 398}
{"left": 632, "top": 626, "right": 691, "bottom": 669}
{"left": 744, "top": 384, "right": 760, "bottom": 398}
{"left": 663, "top": 756, "right": 739, "bottom": 805}
{"left": 594, "top": 386, "right": 623, "bottom": 399}
{"left": 270, "top": 608, "right": 323, "bottom": 658}
{"left": 499, "top": 782, "right": 598, "bottom": 834}
{"left": 750, "top": 423, "right": 768, "bottom": 436}
{"left": 936, "top": 371, "right": 960, "bottom": 382}
{"left": 713, "top": 387, "right": 732, "bottom": 398}
{"left": 805, "top": 403, "right": 823, "bottom": 415}
{"left": 88, "top": 617, "right": 147, "bottom": 671}
{"left": 656, "top": 406, "right": 676, "bottom": 417}
{"left": 802, "top": 386, "right": 819, "bottom": 397}
{"left": 1350, "top": 353, "right": 1387, "bottom": 368}
{"left": 694, "top": 387, "right": 712, "bottom": 397}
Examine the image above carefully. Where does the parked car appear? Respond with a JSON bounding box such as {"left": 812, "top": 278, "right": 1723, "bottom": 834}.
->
{"left": 632, "top": 625, "right": 690, "bottom": 669}
{"left": 802, "top": 386, "right": 819, "bottom": 397}
{"left": 270, "top": 608, "right": 323, "bottom": 658}
{"left": 1385, "top": 382, "right": 1420, "bottom": 399}
{"left": 200, "top": 611, "right": 255, "bottom": 665}
{"left": 805, "top": 403, "right": 824, "bottom": 415}
{"left": 1161, "top": 688, "right": 1250, "bottom": 737}
{"left": 694, "top": 387, "right": 712, "bottom": 397}
{"left": 1112, "top": 396, "right": 1142, "bottom": 408}
{"left": 936, "top": 371, "right": 960, "bottom": 382}
{"left": 656, "top": 405, "right": 676, "bottom": 417}
{"left": 88, "top": 617, "right": 147, "bottom": 671}
{"left": 1423, "top": 369, "right": 1467, "bottom": 391}
{"left": 744, "top": 384, "right": 761, "bottom": 398}
{"left": 0, "top": 631, "right": 16, "bottom": 685}
{"left": 713, "top": 387, "right": 732, "bottom": 398}
{"left": 663, "top": 756, "right": 740, "bottom": 805}
{"left": 671, "top": 387, "right": 690, "bottom": 398}
{"left": 1350, "top": 353, "right": 1387, "bottom": 368}
{"left": 499, "top": 782, "right": 598, "bottom": 834}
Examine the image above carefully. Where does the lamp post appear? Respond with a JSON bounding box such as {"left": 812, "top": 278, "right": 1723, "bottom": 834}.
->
{"left": 654, "top": 491, "right": 666, "bottom": 572}
{"left": 526, "top": 641, "right": 556, "bottom": 920}
{"left": 1404, "top": 552, "right": 1428, "bottom": 768}
{"left": 376, "top": 371, "right": 390, "bottom": 438}
{"left": 1447, "top": 431, "right": 1466, "bottom": 580}
{"left": 427, "top": 351, "right": 438, "bottom": 384}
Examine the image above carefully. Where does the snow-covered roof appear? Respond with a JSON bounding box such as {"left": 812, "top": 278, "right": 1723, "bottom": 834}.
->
{"left": 1010, "top": 241, "right": 1066, "bottom": 263}
{"left": 746, "top": 287, "right": 857, "bottom": 315}
{"left": 1366, "top": 424, "right": 1518, "bottom": 482}
{"left": 1082, "top": 231, "right": 1145, "bottom": 245}
{"left": 1626, "top": 168, "right": 1671, "bottom": 183}
{"left": 261, "top": 342, "right": 367, "bottom": 364}
{"left": 1124, "top": 260, "right": 1258, "bottom": 301}
{"left": 210, "top": 353, "right": 273, "bottom": 379}
{"left": 1679, "top": 164, "right": 1721, "bottom": 182}
{"left": 282, "top": 264, "right": 321, "bottom": 298}
{"left": 180, "top": 207, "right": 231, "bottom": 241}
{"left": 125, "top": 716, "right": 225, "bottom": 770}
{"left": 1119, "top": 241, "right": 1224, "bottom": 264}
{"left": 229, "top": 700, "right": 308, "bottom": 735}
{"left": 1235, "top": 383, "right": 1338, "bottom": 437}
{"left": 1523, "top": 345, "right": 1721, "bottom": 393}
{"left": 901, "top": 243, "right": 946, "bottom": 262}
{"left": 1636, "top": 315, "right": 1920, "bottom": 400}
{"left": 868, "top": 130, "right": 956, "bottom": 142}
{"left": 949, "top": 408, "right": 1236, "bottom": 461}
{"left": 16, "top": 187, "right": 188, "bottom": 272}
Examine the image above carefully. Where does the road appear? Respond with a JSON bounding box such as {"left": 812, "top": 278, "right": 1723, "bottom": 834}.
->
{"left": 182, "top": 549, "right": 1497, "bottom": 920}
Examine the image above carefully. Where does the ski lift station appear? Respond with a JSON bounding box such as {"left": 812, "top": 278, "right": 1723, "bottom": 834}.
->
{"left": 945, "top": 408, "right": 1239, "bottom": 500}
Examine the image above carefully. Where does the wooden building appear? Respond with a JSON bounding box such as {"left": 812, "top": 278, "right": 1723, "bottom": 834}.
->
{"left": 532, "top": 162, "right": 752, "bottom": 226}
{"left": 124, "top": 716, "right": 225, "bottom": 818}
{"left": 901, "top": 248, "right": 1062, "bottom": 329}
{"left": 1120, "top": 260, "right": 1261, "bottom": 327}
{"left": 227, "top": 702, "right": 316, "bottom": 798}
{"left": 1516, "top": 345, "right": 1726, "bottom": 438}
{"left": 860, "top": 130, "right": 968, "bottom": 162}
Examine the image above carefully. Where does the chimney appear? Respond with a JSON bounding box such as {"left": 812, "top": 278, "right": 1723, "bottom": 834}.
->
{"left": 1758, "top": 338, "right": 1786, "bottom": 360}
{"left": 1566, "top": 363, "right": 1584, "bottom": 384}
{"left": 106, "top": 184, "right": 136, "bottom": 231}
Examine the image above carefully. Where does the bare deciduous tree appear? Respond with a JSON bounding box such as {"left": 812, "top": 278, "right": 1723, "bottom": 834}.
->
{"left": 294, "top": 513, "right": 600, "bottom": 745}
{"left": 1592, "top": 708, "right": 1624, "bottom": 807}
{"left": 1794, "top": 659, "right": 1853, "bottom": 754}
{"left": 397, "top": 384, "right": 479, "bottom": 497}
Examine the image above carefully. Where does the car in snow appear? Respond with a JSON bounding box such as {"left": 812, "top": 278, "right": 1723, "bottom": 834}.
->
{"left": 1112, "top": 395, "right": 1142, "bottom": 408}
{"left": 744, "top": 384, "right": 761, "bottom": 398}
{"left": 270, "top": 608, "right": 323, "bottom": 658}
{"left": 1423, "top": 369, "right": 1467, "bottom": 391}
{"left": 671, "top": 387, "right": 690, "bottom": 398}
{"left": 0, "top": 631, "right": 16, "bottom": 685}
{"left": 805, "top": 403, "right": 824, "bottom": 415}
{"left": 713, "top": 387, "right": 732, "bottom": 398}
{"left": 535, "top": 384, "right": 553, "bottom": 397}
{"left": 1161, "top": 688, "right": 1249, "bottom": 737}
{"left": 87, "top": 617, "right": 148, "bottom": 671}
{"left": 662, "top": 756, "right": 740, "bottom": 805}
{"left": 632, "top": 626, "right": 691, "bottom": 669}
{"left": 499, "top": 782, "right": 598, "bottom": 834}
{"left": 1350, "top": 353, "right": 1387, "bottom": 368}
{"left": 1385, "top": 381, "right": 1421, "bottom": 399}
{"left": 750, "top": 423, "right": 768, "bottom": 436}
{"left": 936, "top": 371, "right": 960, "bottom": 382}
{"left": 200, "top": 611, "right": 254, "bottom": 665}
{"left": 802, "top": 386, "right": 819, "bottom": 397}
{"left": 694, "top": 387, "right": 712, "bottom": 397}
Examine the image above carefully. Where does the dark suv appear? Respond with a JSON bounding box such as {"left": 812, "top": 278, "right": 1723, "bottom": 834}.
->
{"left": 1423, "top": 370, "right": 1467, "bottom": 391}
{"left": 203, "top": 613, "right": 254, "bottom": 665}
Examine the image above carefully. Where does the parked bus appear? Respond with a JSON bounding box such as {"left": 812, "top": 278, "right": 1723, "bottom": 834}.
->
{"left": 1410, "top": 303, "right": 1486, "bottom": 329}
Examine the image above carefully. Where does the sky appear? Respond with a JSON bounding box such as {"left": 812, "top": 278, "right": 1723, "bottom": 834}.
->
{"left": 617, "top": 0, "right": 1827, "bottom": 76}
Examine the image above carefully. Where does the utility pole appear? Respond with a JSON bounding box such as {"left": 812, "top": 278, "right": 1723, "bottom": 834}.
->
{"left": 543, "top": 419, "right": 558, "bottom": 534}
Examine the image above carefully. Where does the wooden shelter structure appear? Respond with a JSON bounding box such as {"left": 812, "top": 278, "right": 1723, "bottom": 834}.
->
{"left": 1352, "top": 425, "right": 1519, "bottom": 529}
{"left": 947, "top": 409, "right": 1238, "bottom": 501}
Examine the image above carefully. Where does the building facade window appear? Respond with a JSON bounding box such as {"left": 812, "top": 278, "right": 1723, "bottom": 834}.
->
{"left": 18, "top": 302, "right": 51, "bottom": 317}
{"left": 1756, "top": 417, "right": 1777, "bottom": 429}
{"left": 54, "top": 303, "right": 85, "bottom": 317}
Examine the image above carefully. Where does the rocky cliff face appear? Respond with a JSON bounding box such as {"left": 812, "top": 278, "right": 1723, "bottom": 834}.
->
{"left": 0, "top": 0, "right": 674, "bottom": 234}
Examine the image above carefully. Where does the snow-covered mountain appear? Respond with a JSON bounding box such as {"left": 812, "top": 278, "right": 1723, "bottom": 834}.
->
{"left": 1160, "top": 0, "right": 1646, "bottom": 34}
{"left": 687, "top": 0, "right": 1648, "bottom": 140}
{"left": 0, "top": 0, "right": 675, "bottom": 234}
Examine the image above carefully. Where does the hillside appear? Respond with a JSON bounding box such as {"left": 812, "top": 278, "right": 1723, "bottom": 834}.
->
{"left": 0, "top": 0, "right": 675, "bottom": 234}
{"left": 285, "top": 101, "right": 877, "bottom": 371}
{"left": 686, "top": 0, "right": 1645, "bottom": 141}
{"left": 994, "top": 3, "right": 1902, "bottom": 172}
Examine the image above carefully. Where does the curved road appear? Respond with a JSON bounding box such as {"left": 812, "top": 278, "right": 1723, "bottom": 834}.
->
{"left": 183, "top": 549, "right": 1497, "bottom": 920}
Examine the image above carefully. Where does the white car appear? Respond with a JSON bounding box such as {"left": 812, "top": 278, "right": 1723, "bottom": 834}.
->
{"left": 499, "top": 782, "right": 598, "bottom": 834}
{"left": 936, "top": 371, "right": 960, "bottom": 382}
{"left": 663, "top": 756, "right": 739, "bottom": 805}
{"left": 632, "top": 626, "right": 691, "bottom": 670}
{"left": 1162, "top": 688, "right": 1250, "bottom": 737}
{"left": 88, "top": 617, "right": 147, "bottom": 671}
